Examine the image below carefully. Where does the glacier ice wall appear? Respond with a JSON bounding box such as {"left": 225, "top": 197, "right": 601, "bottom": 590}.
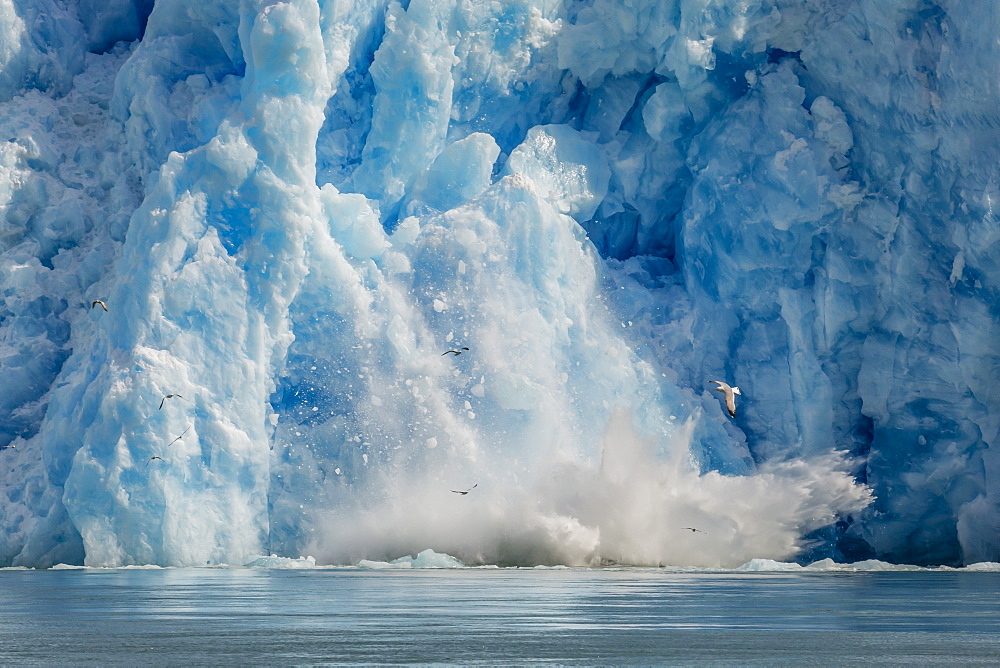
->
{"left": 0, "top": 0, "right": 997, "bottom": 567}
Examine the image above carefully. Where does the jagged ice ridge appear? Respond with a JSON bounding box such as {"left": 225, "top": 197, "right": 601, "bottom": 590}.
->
{"left": 0, "top": 0, "right": 997, "bottom": 568}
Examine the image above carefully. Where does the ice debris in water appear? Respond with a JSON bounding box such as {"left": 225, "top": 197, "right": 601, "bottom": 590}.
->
{"left": 244, "top": 555, "right": 318, "bottom": 569}
{"left": 357, "top": 549, "right": 465, "bottom": 569}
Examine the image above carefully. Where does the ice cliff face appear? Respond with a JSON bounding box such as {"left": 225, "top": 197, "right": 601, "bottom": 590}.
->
{"left": 0, "top": 0, "right": 996, "bottom": 568}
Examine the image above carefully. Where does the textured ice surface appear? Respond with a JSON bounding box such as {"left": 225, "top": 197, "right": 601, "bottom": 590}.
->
{"left": 0, "top": 0, "right": 997, "bottom": 568}
{"left": 244, "top": 554, "right": 318, "bottom": 569}
{"left": 358, "top": 548, "right": 464, "bottom": 569}
{"left": 737, "top": 558, "right": 1000, "bottom": 573}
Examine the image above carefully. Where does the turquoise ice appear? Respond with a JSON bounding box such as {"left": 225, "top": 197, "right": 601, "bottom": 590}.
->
{"left": 0, "top": 0, "right": 995, "bottom": 568}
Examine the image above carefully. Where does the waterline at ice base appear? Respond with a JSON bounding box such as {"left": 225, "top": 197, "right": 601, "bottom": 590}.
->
{"left": 1, "top": 0, "right": 997, "bottom": 569}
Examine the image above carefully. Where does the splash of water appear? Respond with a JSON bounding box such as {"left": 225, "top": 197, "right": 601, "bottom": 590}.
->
{"left": 306, "top": 408, "right": 871, "bottom": 568}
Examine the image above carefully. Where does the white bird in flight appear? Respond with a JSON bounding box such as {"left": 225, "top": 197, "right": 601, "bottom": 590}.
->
{"left": 167, "top": 426, "right": 190, "bottom": 447}
{"left": 709, "top": 380, "right": 741, "bottom": 418}
{"left": 451, "top": 483, "right": 477, "bottom": 495}
{"left": 159, "top": 393, "right": 186, "bottom": 410}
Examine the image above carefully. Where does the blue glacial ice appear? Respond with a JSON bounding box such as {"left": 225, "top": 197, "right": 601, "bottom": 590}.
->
{"left": 0, "top": 0, "right": 997, "bottom": 569}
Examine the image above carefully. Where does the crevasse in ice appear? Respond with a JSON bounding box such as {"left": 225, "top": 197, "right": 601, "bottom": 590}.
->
{"left": 0, "top": 0, "right": 996, "bottom": 568}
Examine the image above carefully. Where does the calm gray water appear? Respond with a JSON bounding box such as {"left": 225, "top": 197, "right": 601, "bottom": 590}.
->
{"left": 1, "top": 568, "right": 998, "bottom": 665}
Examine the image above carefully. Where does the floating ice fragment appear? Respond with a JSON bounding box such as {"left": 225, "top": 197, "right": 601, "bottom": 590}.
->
{"left": 358, "top": 549, "right": 464, "bottom": 569}
{"left": 244, "top": 555, "right": 317, "bottom": 569}
{"left": 962, "top": 562, "right": 1000, "bottom": 572}
{"left": 737, "top": 559, "right": 804, "bottom": 571}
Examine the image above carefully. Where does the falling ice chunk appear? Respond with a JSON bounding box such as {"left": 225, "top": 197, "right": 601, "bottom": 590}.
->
{"left": 433, "top": 299, "right": 446, "bottom": 312}
{"left": 334, "top": 468, "right": 341, "bottom": 475}
{"left": 268, "top": 414, "right": 279, "bottom": 426}
{"left": 426, "top": 437, "right": 438, "bottom": 449}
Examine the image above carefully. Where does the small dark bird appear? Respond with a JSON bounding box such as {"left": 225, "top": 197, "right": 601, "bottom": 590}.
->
{"left": 147, "top": 456, "right": 165, "bottom": 467}
{"left": 91, "top": 300, "right": 108, "bottom": 311}
{"left": 442, "top": 347, "right": 470, "bottom": 356}
{"left": 167, "top": 426, "right": 190, "bottom": 447}
{"left": 159, "top": 394, "right": 186, "bottom": 410}
{"left": 681, "top": 527, "right": 705, "bottom": 534}
{"left": 451, "top": 483, "right": 477, "bottom": 495}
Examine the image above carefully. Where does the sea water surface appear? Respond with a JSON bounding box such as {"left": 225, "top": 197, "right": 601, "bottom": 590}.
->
{"left": 1, "top": 567, "right": 998, "bottom": 665}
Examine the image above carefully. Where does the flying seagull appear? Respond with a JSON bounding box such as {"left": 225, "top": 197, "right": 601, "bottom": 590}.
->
{"left": 91, "top": 300, "right": 108, "bottom": 311}
{"left": 709, "top": 380, "right": 741, "bottom": 418}
{"left": 442, "top": 347, "right": 470, "bottom": 356}
{"left": 681, "top": 527, "right": 706, "bottom": 534}
{"left": 451, "top": 483, "right": 477, "bottom": 495}
{"left": 167, "top": 426, "right": 190, "bottom": 447}
{"left": 158, "top": 393, "right": 186, "bottom": 410}
{"left": 147, "top": 456, "right": 165, "bottom": 467}
{"left": 0, "top": 444, "right": 15, "bottom": 450}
